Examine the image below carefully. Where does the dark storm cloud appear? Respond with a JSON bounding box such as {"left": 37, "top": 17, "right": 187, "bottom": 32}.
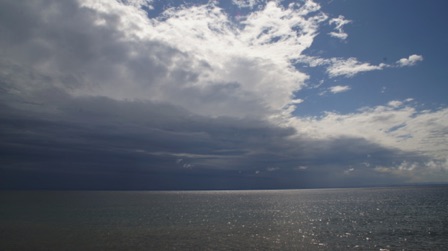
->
{"left": 0, "top": 90, "right": 419, "bottom": 189}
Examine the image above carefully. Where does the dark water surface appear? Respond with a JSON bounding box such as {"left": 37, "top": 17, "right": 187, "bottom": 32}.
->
{"left": 1, "top": 186, "right": 447, "bottom": 250}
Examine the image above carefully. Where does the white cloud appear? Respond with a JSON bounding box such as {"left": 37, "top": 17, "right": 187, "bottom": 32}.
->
{"left": 71, "top": 0, "right": 330, "bottom": 119}
{"left": 326, "top": 58, "right": 387, "bottom": 78}
{"left": 387, "top": 100, "right": 403, "bottom": 108}
{"left": 297, "top": 56, "right": 390, "bottom": 78}
{"left": 299, "top": 54, "right": 423, "bottom": 79}
{"left": 396, "top": 54, "right": 423, "bottom": 67}
{"left": 375, "top": 158, "right": 448, "bottom": 183}
{"left": 328, "top": 31, "right": 347, "bottom": 40}
{"left": 119, "top": 0, "right": 153, "bottom": 9}
{"left": 329, "top": 85, "right": 351, "bottom": 94}
{"left": 2, "top": 0, "right": 419, "bottom": 120}
{"left": 290, "top": 99, "right": 304, "bottom": 104}
{"left": 328, "top": 15, "right": 351, "bottom": 40}
{"left": 232, "top": 0, "right": 262, "bottom": 9}
{"left": 344, "top": 167, "right": 355, "bottom": 174}
{"left": 291, "top": 101, "right": 448, "bottom": 170}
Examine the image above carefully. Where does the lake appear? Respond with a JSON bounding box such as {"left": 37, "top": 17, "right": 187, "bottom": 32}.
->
{"left": 1, "top": 186, "right": 447, "bottom": 250}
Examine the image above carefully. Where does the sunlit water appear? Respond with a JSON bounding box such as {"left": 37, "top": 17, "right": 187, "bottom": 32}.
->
{"left": 1, "top": 186, "right": 447, "bottom": 250}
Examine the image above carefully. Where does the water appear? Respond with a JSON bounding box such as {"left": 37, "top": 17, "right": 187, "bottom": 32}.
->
{"left": 1, "top": 186, "right": 447, "bottom": 250}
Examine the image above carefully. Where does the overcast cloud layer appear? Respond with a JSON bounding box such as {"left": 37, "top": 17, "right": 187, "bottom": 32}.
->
{"left": 0, "top": 0, "right": 446, "bottom": 189}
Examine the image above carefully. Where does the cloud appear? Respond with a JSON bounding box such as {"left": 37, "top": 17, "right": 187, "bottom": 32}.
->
{"left": 266, "top": 167, "right": 280, "bottom": 172}
{"left": 344, "top": 167, "right": 355, "bottom": 174}
{"left": 375, "top": 159, "right": 448, "bottom": 183}
{"left": 328, "top": 15, "right": 351, "bottom": 40}
{"left": 119, "top": 0, "right": 154, "bottom": 9}
{"left": 2, "top": 88, "right": 434, "bottom": 189}
{"left": 291, "top": 100, "right": 448, "bottom": 181}
{"left": 0, "top": 0, "right": 444, "bottom": 189}
{"left": 326, "top": 58, "right": 387, "bottom": 78}
{"left": 396, "top": 54, "right": 423, "bottom": 67}
{"left": 297, "top": 56, "right": 390, "bottom": 78}
{"left": 27, "top": 0, "right": 328, "bottom": 119}
{"left": 232, "top": 0, "right": 262, "bottom": 9}
{"left": 329, "top": 85, "right": 351, "bottom": 94}
{"left": 299, "top": 53, "right": 423, "bottom": 79}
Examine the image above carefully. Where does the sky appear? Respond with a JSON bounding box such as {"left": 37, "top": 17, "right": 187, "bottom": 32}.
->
{"left": 0, "top": 0, "right": 447, "bottom": 190}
